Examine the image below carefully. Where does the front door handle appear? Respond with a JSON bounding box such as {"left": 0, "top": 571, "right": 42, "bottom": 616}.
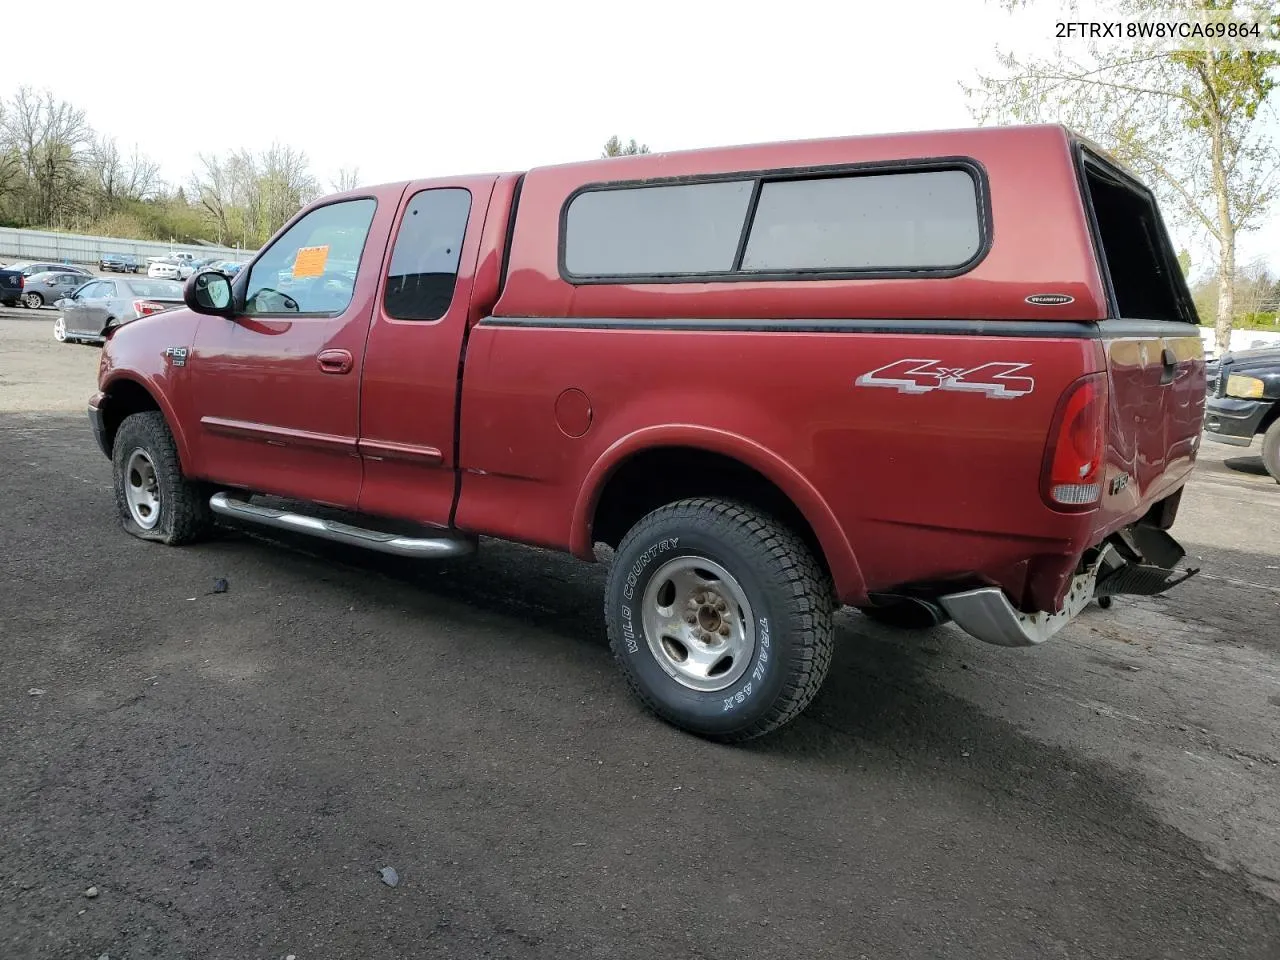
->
{"left": 1160, "top": 346, "right": 1177, "bottom": 385}
{"left": 317, "top": 349, "right": 353, "bottom": 375}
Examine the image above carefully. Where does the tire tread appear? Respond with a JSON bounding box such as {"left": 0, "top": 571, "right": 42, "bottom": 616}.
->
{"left": 113, "top": 411, "right": 212, "bottom": 545}
{"left": 606, "top": 497, "right": 835, "bottom": 743}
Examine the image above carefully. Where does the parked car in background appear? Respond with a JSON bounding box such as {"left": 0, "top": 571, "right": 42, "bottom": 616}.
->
{"left": 5, "top": 261, "right": 93, "bottom": 279}
{"left": 146, "top": 252, "right": 196, "bottom": 266}
{"left": 147, "top": 257, "right": 184, "bottom": 280}
{"left": 54, "top": 277, "right": 184, "bottom": 345}
{"left": 178, "top": 257, "right": 221, "bottom": 280}
{"left": 1204, "top": 346, "right": 1280, "bottom": 482}
{"left": 210, "top": 259, "right": 245, "bottom": 276}
{"left": 100, "top": 252, "right": 141, "bottom": 273}
{"left": 0, "top": 265, "right": 23, "bottom": 307}
{"left": 20, "top": 271, "right": 91, "bottom": 308}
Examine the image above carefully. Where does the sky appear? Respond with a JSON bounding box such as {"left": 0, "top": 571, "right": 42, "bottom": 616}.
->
{"left": 1, "top": 0, "right": 1277, "bottom": 276}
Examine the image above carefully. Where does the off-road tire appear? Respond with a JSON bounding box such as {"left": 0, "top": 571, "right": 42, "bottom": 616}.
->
{"left": 112, "top": 411, "right": 213, "bottom": 545}
{"left": 604, "top": 498, "right": 835, "bottom": 742}
{"left": 1262, "top": 418, "right": 1280, "bottom": 484}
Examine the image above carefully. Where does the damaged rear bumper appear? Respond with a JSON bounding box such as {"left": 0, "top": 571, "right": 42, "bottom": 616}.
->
{"left": 939, "top": 527, "right": 1198, "bottom": 648}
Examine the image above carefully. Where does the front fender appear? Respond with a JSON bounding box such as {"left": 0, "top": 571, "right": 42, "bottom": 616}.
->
{"left": 97, "top": 309, "right": 201, "bottom": 472}
{"left": 570, "top": 424, "right": 867, "bottom": 603}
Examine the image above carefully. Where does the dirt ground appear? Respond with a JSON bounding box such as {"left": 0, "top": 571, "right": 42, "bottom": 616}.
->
{"left": 3, "top": 311, "right": 1279, "bottom": 959}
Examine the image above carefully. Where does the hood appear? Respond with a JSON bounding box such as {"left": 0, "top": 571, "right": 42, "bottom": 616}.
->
{"left": 1219, "top": 346, "right": 1280, "bottom": 372}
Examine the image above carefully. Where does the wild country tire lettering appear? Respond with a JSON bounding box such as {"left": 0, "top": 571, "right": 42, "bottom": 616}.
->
{"left": 620, "top": 537, "right": 679, "bottom": 654}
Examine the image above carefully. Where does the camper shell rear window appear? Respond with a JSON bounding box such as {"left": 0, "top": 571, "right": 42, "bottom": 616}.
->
{"left": 1075, "top": 147, "right": 1196, "bottom": 324}
{"left": 559, "top": 159, "right": 991, "bottom": 284}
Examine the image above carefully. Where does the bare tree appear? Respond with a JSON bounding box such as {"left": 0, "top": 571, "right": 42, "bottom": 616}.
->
{"left": 601, "top": 135, "right": 651, "bottom": 158}
{"left": 190, "top": 152, "right": 235, "bottom": 244}
{"left": 0, "top": 87, "right": 92, "bottom": 226}
{"left": 966, "top": 0, "right": 1280, "bottom": 354}
{"left": 330, "top": 166, "right": 361, "bottom": 192}
{"left": 258, "top": 143, "right": 319, "bottom": 238}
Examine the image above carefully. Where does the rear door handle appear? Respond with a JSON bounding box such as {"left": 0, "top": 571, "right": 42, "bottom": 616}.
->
{"left": 1160, "top": 346, "right": 1177, "bottom": 385}
{"left": 317, "top": 348, "right": 353, "bottom": 375}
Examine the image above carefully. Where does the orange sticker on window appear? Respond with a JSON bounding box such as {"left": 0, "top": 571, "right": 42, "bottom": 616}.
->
{"left": 292, "top": 245, "right": 329, "bottom": 278}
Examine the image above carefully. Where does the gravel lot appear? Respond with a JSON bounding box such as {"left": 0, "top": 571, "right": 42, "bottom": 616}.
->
{"left": 3, "top": 311, "right": 1280, "bottom": 959}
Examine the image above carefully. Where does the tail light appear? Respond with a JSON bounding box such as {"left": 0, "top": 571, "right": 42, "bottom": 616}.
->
{"left": 1041, "top": 372, "right": 1107, "bottom": 510}
{"left": 133, "top": 299, "right": 172, "bottom": 317}
{"left": 17, "top": 275, "right": 24, "bottom": 289}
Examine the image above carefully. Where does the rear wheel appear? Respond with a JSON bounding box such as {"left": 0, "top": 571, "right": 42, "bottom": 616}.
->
{"left": 604, "top": 498, "right": 834, "bottom": 742}
{"left": 112, "top": 411, "right": 213, "bottom": 545}
{"left": 1262, "top": 418, "right": 1280, "bottom": 484}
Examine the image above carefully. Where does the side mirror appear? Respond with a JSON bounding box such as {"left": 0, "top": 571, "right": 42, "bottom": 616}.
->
{"left": 185, "top": 269, "right": 236, "bottom": 317}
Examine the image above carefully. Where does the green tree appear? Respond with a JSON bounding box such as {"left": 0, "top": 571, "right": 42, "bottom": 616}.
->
{"left": 601, "top": 135, "right": 651, "bottom": 158}
{"left": 966, "top": 0, "right": 1280, "bottom": 355}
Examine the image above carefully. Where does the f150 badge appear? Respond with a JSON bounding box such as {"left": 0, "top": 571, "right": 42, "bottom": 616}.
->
{"left": 855, "top": 359, "right": 1035, "bottom": 399}
{"left": 164, "top": 346, "right": 189, "bottom": 367}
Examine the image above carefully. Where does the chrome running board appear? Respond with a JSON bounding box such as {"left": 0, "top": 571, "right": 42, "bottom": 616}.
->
{"left": 209, "top": 492, "right": 476, "bottom": 559}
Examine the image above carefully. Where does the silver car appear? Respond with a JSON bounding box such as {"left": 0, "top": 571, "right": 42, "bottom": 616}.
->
{"left": 54, "top": 277, "right": 184, "bottom": 345}
{"left": 20, "top": 270, "right": 91, "bottom": 308}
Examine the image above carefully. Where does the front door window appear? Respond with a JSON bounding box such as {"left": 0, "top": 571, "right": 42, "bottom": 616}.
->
{"left": 244, "top": 198, "right": 377, "bottom": 316}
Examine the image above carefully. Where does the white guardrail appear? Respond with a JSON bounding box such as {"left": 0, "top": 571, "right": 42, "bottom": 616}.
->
{"left": 0, "top": 227, "right": 256, "bottom": 267}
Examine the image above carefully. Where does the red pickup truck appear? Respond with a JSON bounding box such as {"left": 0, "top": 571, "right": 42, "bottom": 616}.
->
{"left": 88, "top": 124, "right": 1205, "bottom": 741}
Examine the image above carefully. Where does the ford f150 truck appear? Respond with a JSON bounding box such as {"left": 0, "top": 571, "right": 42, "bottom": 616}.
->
{"left": 87, "top": 124, "right": 1205, "bottom": 741}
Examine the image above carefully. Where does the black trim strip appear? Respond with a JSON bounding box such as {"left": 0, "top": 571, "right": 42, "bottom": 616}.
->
{"left": 478, "top": 315, "right": 1203, "bottom": 339}
{"left": 498, "top": 174, "right": 524, "bottom": 293}
{"left": 556, "top": 156, "right": 993, "bottom": 285}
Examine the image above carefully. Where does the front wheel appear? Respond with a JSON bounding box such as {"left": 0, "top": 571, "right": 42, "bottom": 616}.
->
{"left": 22, "top": 292, "right": 43, "bottom": 308}
{"left": 605, "top": 498, "right": 835, "bottom": 742}
{"left": 112, "top": 411, "right": 213, "bottom": 544}
{"left": 1262, "top": 418, "right": 1280, "bottom": 484}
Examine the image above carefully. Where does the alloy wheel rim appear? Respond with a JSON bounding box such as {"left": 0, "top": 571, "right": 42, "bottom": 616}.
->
{"left": 640, "top": 555, "right": 756, "bottom": 692}
{"left": 124, "top": 448, "right": 161, "bottom": 530}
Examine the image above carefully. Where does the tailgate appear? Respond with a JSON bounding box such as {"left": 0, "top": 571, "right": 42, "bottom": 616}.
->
{"left": 0, "top": 271, "right": 20, "bottom": 292}
{"left": 1075, "top": 146, "right": 1206, "bottom": 535}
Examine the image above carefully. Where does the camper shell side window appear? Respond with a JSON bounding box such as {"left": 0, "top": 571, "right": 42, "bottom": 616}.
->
{"left": 558, "top": 158, "right": 992, "bottom": 285}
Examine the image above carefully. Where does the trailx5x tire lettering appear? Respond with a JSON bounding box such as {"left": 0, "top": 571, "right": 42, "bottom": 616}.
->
{"left": 605, "top": 498, "right": 835, "bottom": 742}
{"left": 112, "top": 411, "right": 213, "bottom": 545}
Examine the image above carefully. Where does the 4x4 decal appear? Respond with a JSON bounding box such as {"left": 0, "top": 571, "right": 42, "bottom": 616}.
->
{"left": 855, "top": 359, "right": 1035, "bottom": 399}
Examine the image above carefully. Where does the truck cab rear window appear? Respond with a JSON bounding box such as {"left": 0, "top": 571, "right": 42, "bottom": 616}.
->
{"left": 561, "top": 166, "right": 984, "bottom": 281}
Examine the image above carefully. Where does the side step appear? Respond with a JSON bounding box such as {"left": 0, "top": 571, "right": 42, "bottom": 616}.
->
{"left": 208, "top": 492, "right": 477, "bottom": 559}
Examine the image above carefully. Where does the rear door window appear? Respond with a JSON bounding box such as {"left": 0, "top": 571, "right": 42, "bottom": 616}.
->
{"left": 383, "top": 188, "right": 472, "bottom": 321}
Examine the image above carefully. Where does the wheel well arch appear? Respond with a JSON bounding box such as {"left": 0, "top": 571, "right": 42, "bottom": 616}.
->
{"left": 1260, "top": 402, "right": 1280, "bottom": 435}
{"left": 585, "top": 444, "right": 851, "bottom": 592}
{"left": 100, "top": 377, "right": 163, "bottom": 456}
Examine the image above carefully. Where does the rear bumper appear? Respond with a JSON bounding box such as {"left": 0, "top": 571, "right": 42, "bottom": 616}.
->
{"left": 939, "top": 527, "right": 1198, "bottom": 648}
{"left": 1204, "top": 395, "right": 1270, "bottom": 447}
